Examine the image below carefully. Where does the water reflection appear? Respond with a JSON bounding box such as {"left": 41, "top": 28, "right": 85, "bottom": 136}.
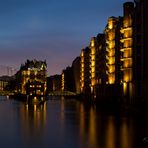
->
{"left": 0, "top": 97, "right": 148, "bottom": 148}
{"left": 120, "top": 119, "right": 131, "bottom": 148}
{"left": 62, "top": 100, "right": 142, "bottom": 148}
{"left": 19, "top": 102, "right": 47, "bottom": 148}
{"left": 105, "top": 117, "right": 115, "bottom": 148}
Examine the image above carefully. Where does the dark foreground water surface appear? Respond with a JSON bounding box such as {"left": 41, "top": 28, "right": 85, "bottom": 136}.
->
{"left": 0, "top": 96, "right": 148, "bottom": 148}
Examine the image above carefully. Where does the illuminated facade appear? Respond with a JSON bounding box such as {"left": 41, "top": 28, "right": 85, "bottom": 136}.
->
{"left": 90, "top": 37, "right": 97, "bottom": 94}
{"left": 61, "top": 70, "right": 65, "bottom": 91}
{"left": 0, "top": 80, "right": 8, "bottom": 91}
{"left": 105, "top": 17, "right": 120, "bottom": 85}
{"left": 120, "top": 2, "right": 134, "bottom": 101}
{"left": 16, "top": 59, "right": 47, "bottom": 98}
{"left": 88, "top": 34, "right": 106, "bottom": 100}
{"left": 80, "top": 49, "right": 85, "bottom": 93}
{"left": 103, "top": 16, "right": 122, "bottom": 101}
{"left": 26, "top": 80, "right": 46, "bottom": 101}
{"left": 79, "top": 2, "right": 137, "bottom": 103}
{"left": 0, "top": 76, "right": 16, "bottom": 92}
{"left": 53, "top": 0, "right": 148, "bottom": 105}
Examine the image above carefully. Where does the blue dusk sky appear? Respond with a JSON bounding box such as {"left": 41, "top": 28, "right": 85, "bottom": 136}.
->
{"left": 0, "top": 0, "right": 132, "bottom": 76}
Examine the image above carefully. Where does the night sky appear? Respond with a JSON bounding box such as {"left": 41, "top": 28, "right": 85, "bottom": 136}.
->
{"left": 0, "top": 0, "right": 132, "bottom": 76}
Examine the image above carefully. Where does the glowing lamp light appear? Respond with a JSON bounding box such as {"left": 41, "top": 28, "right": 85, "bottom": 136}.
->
{"left": 91, "top": 40, "right": 95, "bottom": 47}
{"left": 108, "top": 75, "right": 115, "bottom": 84}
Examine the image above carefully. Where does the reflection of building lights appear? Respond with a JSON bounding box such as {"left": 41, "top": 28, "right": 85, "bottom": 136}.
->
{"left": 34, "top": 105, "right": 37, "bottom": 111}
{"left": 123, "top": 82, "right": 127, "bottom": 95}
{"left": 26, "top": 104, "right": 28, "bottom": 111}
{"left": 34, "top": 96, "right": 37, "bottom": 101}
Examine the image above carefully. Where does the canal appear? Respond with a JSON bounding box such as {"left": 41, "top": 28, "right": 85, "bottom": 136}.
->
{"left": 0, "top": 95, "right": 148, "bottom": 148}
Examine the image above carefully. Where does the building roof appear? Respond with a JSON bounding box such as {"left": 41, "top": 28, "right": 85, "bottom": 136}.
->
{"left": 20, "top": 59, "right": 47, "bottom": 71}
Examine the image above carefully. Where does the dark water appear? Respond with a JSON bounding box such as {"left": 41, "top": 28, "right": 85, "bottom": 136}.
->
{"left": 0, "top": 96, "right": 148, "bottom": 148}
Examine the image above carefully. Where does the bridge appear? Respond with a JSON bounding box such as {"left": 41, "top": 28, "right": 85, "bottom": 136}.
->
{"left": 0, "top": 90, "right": 14, "bottom": 96}
{"left": 48, "top": 91, "right": 77, "bottom": 96}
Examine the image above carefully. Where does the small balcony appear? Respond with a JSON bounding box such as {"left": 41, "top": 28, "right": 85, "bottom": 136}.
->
{"left": 120, "top": 47, "right": 132, "bottom": 52}
{"left": 120, "top": 57, "right": 132, "bottom": 61}
{"left": 120, "top": 27, "right": 132, "bottom": 33}
{"left": 120, "top": 37, "right": 132, "bottom": 43}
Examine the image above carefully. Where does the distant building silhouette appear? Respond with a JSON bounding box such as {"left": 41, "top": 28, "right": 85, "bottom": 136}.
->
{"left": 134, "top": 0, "right": 148, "bottom": 103}
{"left": 61, "top": 66, "right": 75, "bottom": 92}
{"left": 47, "top": 75, "right": 62, "bottom": 92}
{"left": 80, "top": 47, "right": 91, "bottom": 97}
{"left": 94, "top": 34, "right": 106, "bottom": 101}
{"left": 72, "top": 56, "right": 80, "bottom": 94}
{"left": 0, "top": 76, "right": 14, "bottom": 91}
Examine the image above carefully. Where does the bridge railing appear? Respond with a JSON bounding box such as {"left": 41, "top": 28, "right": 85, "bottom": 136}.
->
{"left": 0, "top": 90, "right": 15, "bottom": 96}
{"left": 48, "top": 91, "right": 76, "bottom": 96}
